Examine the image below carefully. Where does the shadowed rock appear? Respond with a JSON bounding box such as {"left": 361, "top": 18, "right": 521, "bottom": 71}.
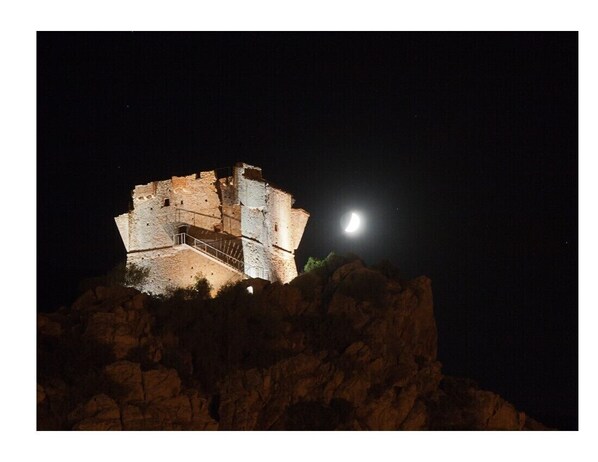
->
{"left": 37, "top": 260, "right": 549, "bottom": 430}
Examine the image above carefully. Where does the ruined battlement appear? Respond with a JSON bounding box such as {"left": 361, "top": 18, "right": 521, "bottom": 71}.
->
{"left": 114, "top": 163, "right": 309, "bottom": 294}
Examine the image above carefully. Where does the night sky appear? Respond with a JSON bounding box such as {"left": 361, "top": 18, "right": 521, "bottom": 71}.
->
{"left": 37, "top": 32, "right": 577, "bottom": 429}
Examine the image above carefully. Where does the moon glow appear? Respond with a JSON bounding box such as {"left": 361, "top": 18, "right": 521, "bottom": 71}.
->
{"left": 344, "top": 212, "right": 361, "bottom": 233}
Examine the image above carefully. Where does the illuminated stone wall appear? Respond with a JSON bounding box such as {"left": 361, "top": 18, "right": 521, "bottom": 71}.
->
{"left": 124, "top": 172, "right": 221, "bottom": 252}
{"left": 115, "top": 162, "right": 310, "bottom": 294}
{"left": 290, "top": 208, "right": 310, "bottom": 250}
{"left": 127, "top": 246, "right": 243, "bottom": 296}
{"left": 234, "top": 163, "right": 310, "bottom": 283}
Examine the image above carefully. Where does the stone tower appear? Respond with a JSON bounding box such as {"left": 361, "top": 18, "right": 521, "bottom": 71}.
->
{"left": 114, "top": 162, "right": 309, "bottom": 294}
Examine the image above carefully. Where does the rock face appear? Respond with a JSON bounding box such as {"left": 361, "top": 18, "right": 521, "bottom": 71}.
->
{"left": 37, "top": 285, "right": 217, "bottom": 431}
{"left": 37, "top": 257, "right": 547, "bottom": 430}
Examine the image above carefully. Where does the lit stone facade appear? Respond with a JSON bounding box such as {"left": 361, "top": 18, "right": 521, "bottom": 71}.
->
{"left": 114, "top": 163, "right": 309, "bottom": 295}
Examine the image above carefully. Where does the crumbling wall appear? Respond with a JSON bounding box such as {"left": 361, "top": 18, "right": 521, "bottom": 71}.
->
{"left": 115, "top": 163, "right": 310, "bottom": 291}
{"left": 238, "top": 176, "right": 267, "bottom": 208}
{"left": 218, "top": 176, "right": 242, "bottom": 236}
{"left": 171, "top": 172, "right": 221, "bottom": 229}
{"left": 236, "top": 163, "right": 270, "bottom": 279}
{"left": 126, "top": 173, "right": 221, "bottom": 252}
{"left": 290, "top": 208, "right": 310, "bottom": 251}
{"left": 269, "top": 247, "right": 298, "bottom": 283}
{"left": 221, "top": 204, "right": 242, "bottom": 236}
{"left": 218, "top": 177, "right": 238, "bottom": 206}
{"left": 234, "top": 162, "right": 309, "bottom": 284}
{"left": 241, "top": 206, "right": 267, "bottom": 243}
{"left": 241, "top": 239, "right": 270, "bottom": 280}
{"left": 266, "top": 186, "right": 293, "bottom": 252}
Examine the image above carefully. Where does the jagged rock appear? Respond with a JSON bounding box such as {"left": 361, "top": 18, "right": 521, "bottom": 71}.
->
{"left": 263, "top": 282, "right": 306, "bottom": 316}
{"left": 71, "top": 289, "right": 97, "bottom": 311}
{"left": 218, "top": 354, "right": 333, "bottom": 430}
{"left": 73, "top": 419, "right": 122, "bottom": 431}
{"left": 68, "top": 394, "right": 121, "bottom": 430}
{"left": 147, "top": 395, "right": 193, "bottom": 425}
{"left": 187, "top": 390, "right": 219, "bottom": 430}
{"left": 389, "top": 275, "right": 437, "bottom": 362}
{"left": 140, "top": 337, "right": 164, "bottom": 363}
{"left": 43, "top": 377, "right": 68, "bottom": 403}
{"left": 83, "top": 311, "right": 139, "bottom": 359}
{"left": 113, "top": 328, "right": 140, "bottom": 359}
{"left": 104, "top": 361, "right": 144, "bottom": 403}
{"left": 334, "top": 374, "right": 370, "bottom": 406}
{"left": 121, "top": 404, "right": 145, "bottom": 430}
{"left": 488, "top": 402, "right": 525, "bottom": 430}
{"left": 83, "top": 312, "right": 117, "bottom": 342}
{"left": 142, "top": 368, "right": 181, "bottom": 403}
{"left": 94, "top": 285, "right": 138, "bottom": 303}
{"left": 524, "top": 416, "right": 550, "bottom": 430}
{"left": 331, "top": 259, "right": 364, "bottom": 283}
{"left": 79, "top": 292, "right": 153, "bottom": 360}
{"left": 121, "top": 391, "right": 218, "bottom": 430}
{"left": 427, "top": 376, "right": 528, "bottom": 430}
{"left": 37, "top": 314, "right": 62, "bottom": 336}
{"left": 122, "top": 399, "right": 188, "bottom": 430}
{"left": 37, "top": 261, "right": 547, "bottom": 431}
{"left": 400, "top": 399, "right": 428, "bottom": 430}
{"left": 124, "top": 293, "right": 149, "bottom": 311}
{"left": 37, "top": 384, "right": 46, "bottom": 405}
{"left": 327, "top": 292, "right": 362, "bottom": 326}
{"left": 360, "top": 383, "right": 418, "bottom": 430}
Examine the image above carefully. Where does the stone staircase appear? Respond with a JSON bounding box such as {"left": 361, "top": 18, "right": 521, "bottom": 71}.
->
{"left": 173, "top": 223, "right": 245, "bottom": 275}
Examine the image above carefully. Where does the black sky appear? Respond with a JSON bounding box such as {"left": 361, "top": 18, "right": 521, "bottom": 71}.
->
{"left": 37, "top": 32, "right": 578, "bottom": 429}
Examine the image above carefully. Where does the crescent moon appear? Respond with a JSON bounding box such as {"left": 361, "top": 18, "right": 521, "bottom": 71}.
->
{"left": 345, "top": 212, "right": 361, "bottom": 233}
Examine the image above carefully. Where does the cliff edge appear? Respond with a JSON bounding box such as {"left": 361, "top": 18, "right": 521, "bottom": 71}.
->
{"left": 37, "top": 256, "right": 547, "bottom": 430}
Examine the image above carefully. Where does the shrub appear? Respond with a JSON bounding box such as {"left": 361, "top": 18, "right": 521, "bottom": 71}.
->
{"left": 303, "top": 252, "right": 349, "bottom": 277}
{"left": 215, "top": 280, "right": 247, "bottom": 303}
{"left": 124, "top": 263, "right": 150, "bottom": 287}
{"left": 192, "top": 273, "right": 213, "bottom": 299}
{"left": 78, "top": 260, "right": 149, "bottom": 292}
{"left": 304, "top": 256, "right": 327, "bottom": 273}
{"left": 154, "top": 273, "right": 212, "bottom": 301}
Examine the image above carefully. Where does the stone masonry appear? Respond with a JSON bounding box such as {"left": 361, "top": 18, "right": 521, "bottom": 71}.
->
{"left": 114, "top": 163, "right": 309, "bottom": 294}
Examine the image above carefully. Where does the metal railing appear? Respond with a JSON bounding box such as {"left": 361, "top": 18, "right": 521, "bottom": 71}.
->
{"left": 173, "top": 232, "right": 270, "bottom": 280}
{"left": 173, "top": 233, "right": 245, "bottom": 273}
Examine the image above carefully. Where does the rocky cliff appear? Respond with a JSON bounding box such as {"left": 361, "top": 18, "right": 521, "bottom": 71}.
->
{"left": 37, "top": 255, "right": 547, "bottom": 430}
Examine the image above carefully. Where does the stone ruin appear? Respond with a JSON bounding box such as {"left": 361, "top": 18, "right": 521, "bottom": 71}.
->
{"left": 114, "top": 162, "right": 309, "bottom": 294}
